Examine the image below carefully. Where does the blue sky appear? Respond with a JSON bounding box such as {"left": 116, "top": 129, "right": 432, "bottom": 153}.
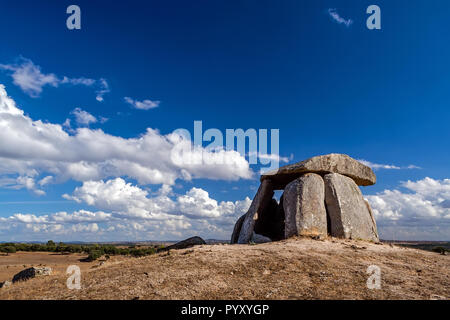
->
{"left": 0, "top": 0, "right": 449, "bottom": 241}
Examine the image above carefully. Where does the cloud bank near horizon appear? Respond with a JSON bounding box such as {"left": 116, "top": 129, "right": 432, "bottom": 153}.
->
{"left": 366, "top": 177, "right": 450, "bottom": 240}
{"left": 1, "top": 178, "right": 252, "bottom": 241}
{"left": 1, "top": 176, "right": 449, "bottom": 241}
{"left": 0, "top": 82, "right": 449, "bottom": 241}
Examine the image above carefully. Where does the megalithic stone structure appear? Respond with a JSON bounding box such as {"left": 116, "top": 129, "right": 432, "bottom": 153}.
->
{"left": 230, "top": 154, "right": 379, "bottom": 244}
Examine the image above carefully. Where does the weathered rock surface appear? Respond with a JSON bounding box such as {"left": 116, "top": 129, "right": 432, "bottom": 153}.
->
{"left": 0, "top": 280, "right": 11, "bottom": 288}
{"left": 274, "top": 194, "right": 286, "bottom": 240}
{"left": 251, "top": 232, "right": 272, "bottom": 243}
{"left": 364, "top": 199, "right": 378, "bottom": 237}
{"left": 231, "top": 154, "right": 380, "bottom": 245}
{"left": 158, "top": 236, "right": 206, "bottom": 252}
{"left": 237, "top": 180, "right": 274, "bottom": 244}
{"left": 283, "top": 173, "right": 328, "bottom": 238}
{"left": 12, "top": 267, "right": 52, "bottom": 283}
{"left": 324, "top": 173, "right": 379, "bottom": 242}
{"left": 261, "top": 153, "right": 376, "bottom": 189}
{"left": 230, "top": 214, "right": 245, "bottom": 244}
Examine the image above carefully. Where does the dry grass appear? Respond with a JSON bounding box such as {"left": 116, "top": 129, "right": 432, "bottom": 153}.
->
{"left": 0, "top": 237, "right": 448, "bottom": 300}
{"left": 0, "top": 252, "right": 102, "bottom": 283}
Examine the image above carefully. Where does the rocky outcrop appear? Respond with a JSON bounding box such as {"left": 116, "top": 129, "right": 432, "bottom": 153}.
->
{"left": 283, "top": 173, "right": 327, "bottom": 238}
{"left": 231, "top": 153, "right": 380, "bottom": 244}
{"left": 237, "top": 180, "right": 274, "bottom": 244}
{"left": 158, "top": 236, "right": 206, "bottom": 252}
{"left": 12, "top": 267, "right": 52, "bottom": 283}
{"left": 0, "top": 280, "right": 11, "bottom": 288}
{"left": 261, "top": 153, "right": 376, "bottom": 189}
{"left": 324, "top": 173, "right": 379, "bottom": 242}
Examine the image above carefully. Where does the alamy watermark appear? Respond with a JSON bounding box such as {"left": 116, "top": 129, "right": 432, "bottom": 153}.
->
{"left": 66, "top": 5, "right": 381, "bottom": 31}
{"left": 366, "top": 5, "right": 381, "bottom": 30}
{"left": 66, "top": 5, "right": 81, "bottom": 30}
{"left": 366, "top": 265, "right": 381, "bottom": 289}
{"left": 66, "top": 265, "right": 81, "bottom": 290}
{"left": 170, "top": 121, "right": 281, "bottom": 173}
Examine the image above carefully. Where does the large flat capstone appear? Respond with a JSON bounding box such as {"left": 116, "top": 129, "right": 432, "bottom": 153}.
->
{"left": 261, "top": 153, "right": 376, "bottom": 189}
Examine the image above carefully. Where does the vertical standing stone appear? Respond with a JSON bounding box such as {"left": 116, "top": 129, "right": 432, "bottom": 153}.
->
{"left": 324, "top": 173, "right": 379, "bottom": 242}
{"left": 364, "top": 199, "right": 379, "bottom": 240}
{"left": 230, "top": 214, "right": 245, "bottom": 244}
{"left": 237, "top": 179, "right": 274, "bottom": 244}
{"left": 283, "top": 173, "right": 328, "bottom": 238}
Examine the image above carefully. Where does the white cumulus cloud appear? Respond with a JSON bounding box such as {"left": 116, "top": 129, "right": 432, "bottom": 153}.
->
{"left": 64, "top": 178, "right": 251, "bottom": 222}
{"left": 71, "top": 107, "right": 98, "bottom": 126}
{"left": 124, "top": 96, "right": 160, "bottom": 110}
{"left": 366, "top": 177, "right": 450, "bottom": 240}
{"left": 0, "top": 57, "right": 109, "bottom": 101}
{"left": 327, "top": 8, "right": 353, "bottom": 27}
{"left": 0, "top": 178, "right": 252, "bottom": 241}
{"left": 0, "top": 84, "right": 253, "bottom": 192}
{"left": 359, "top": 159, "right": 421, "bottom": 170}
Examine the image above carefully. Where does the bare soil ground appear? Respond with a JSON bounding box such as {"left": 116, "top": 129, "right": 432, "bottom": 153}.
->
{"left": 0, "top": 237, "right": 448, "bottom": 300}
{"left": 0, "top": 252, "right": 125, "bottom": 283}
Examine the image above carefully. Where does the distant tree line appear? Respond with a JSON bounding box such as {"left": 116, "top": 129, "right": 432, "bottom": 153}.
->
{"left": 395, "top": 242, "right": 450, "bottom": 255}
{"left": 0, "top": 240, "right": 162, "bottom": 261}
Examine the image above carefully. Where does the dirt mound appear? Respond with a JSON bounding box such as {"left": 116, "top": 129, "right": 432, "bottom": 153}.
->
{"left": 0, "top": 238, "right": 448, "bottom": 300}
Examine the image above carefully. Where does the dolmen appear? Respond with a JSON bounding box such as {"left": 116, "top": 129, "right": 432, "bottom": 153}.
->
{"left": 231, "top": 154, "right": 379, "bottom": 244}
